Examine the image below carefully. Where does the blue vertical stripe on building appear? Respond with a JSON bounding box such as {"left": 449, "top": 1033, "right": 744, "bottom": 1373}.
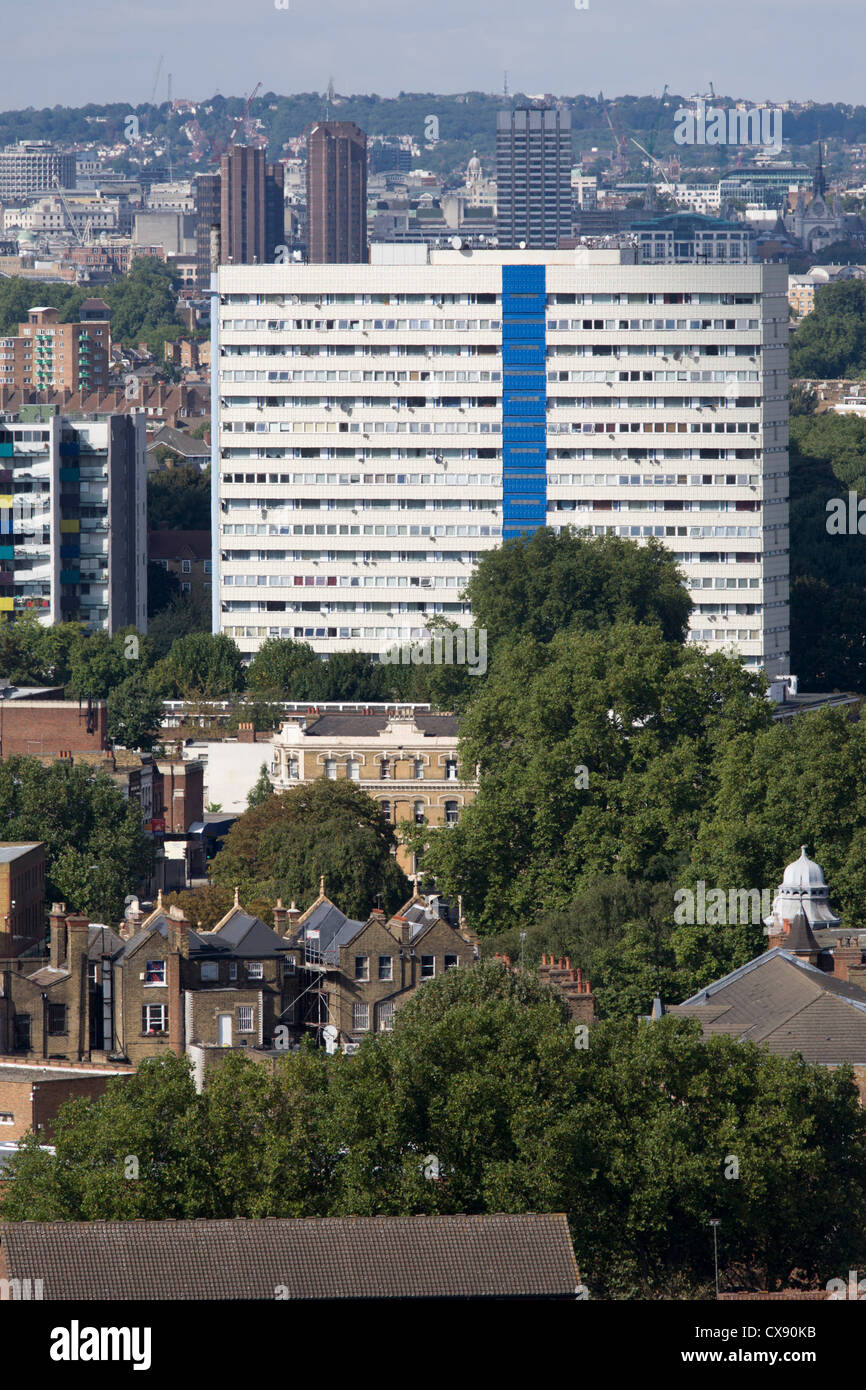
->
{"left": 501, "top": 265, "right": 547, "bottom": 538}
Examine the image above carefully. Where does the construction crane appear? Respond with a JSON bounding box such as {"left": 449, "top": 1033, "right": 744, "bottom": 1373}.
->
{"left": 603, "top": 104, "right": 629, "bottom": 178}
{"left": 209, "top": 81, "right": 262, "bottom": 163}
{"left": 633, "top": 84, "right": 670, "bottom": 209}
{"left": 630, "top": 140, "right": 677, "bottom": 200}
{"left": 151, "top": 55, "right": 164, "bottom": 106}
{"left": 51, "top": 177, "right": 92, "bottom": 247}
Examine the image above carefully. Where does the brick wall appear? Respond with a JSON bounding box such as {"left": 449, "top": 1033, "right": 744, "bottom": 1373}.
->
{"left": 0, "top": 701, "right": 108, "bottom": 759}
{"left": 0, "top": 1070, "right": 131, "bottom": 1141}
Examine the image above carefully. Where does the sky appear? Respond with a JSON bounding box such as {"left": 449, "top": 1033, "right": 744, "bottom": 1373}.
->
{"left": 0, "top": 0, "right": 859, "bottom": 110}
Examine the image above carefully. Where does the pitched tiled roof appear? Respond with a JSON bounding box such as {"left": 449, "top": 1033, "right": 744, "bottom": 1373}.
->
{"left": 668, "top": 949, "right": 866, "bottom": 1064}
{"left": 206, "top": 910, "right": 290, "bottom": 958}
{"left": 148, "top": 530, "right": 211, "bottom": 562}
{"left": 0, "top": 1214, "right": 578, "bottom": 1300}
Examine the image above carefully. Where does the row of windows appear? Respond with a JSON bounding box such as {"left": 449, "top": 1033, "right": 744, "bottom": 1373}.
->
{"left": 354, "top": 953, "right": 459, "bottom": 982}
{"left": 223, "top": 292, "right": 757, "bottom": 308}
{"left": 143, "top": 959, "right": 268, "bottom": 985}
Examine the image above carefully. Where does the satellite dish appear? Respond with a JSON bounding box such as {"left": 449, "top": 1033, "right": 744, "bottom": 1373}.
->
{"left": 450, "top": 235, "right": 463, "bottom": 249}
{"left": 518, "top": 240, "right": 527, "bottom": 249}
{"left": 323, "top": 1025, "right": 338, "bottom": 1042}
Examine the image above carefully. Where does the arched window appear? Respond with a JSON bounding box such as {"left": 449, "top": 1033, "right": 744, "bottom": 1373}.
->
{"left": 414, "top": 800, "right": 426, "bottom": 825}
{"left": 380, "top": 800, "right": 392, "bottom": 821}
{"left": 346, "top": 758, "right": 360, "bottom": 782}
{"left": 444, "top": 800, "right": 459, "bottom": 826}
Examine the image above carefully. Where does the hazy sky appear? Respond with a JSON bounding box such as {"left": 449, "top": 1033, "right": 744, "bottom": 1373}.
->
{"left": 0, "top": 0, "right": 858, "bottom": 110}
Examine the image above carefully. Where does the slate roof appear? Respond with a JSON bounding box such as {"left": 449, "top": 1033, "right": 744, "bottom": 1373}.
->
{"left": 208, "top": 908, "right": 291, "bottom": 958}
{"left": 302, "top": 713, "right": 459, "bottom": 738}
{"left": 667, "top": 949, "right": 866, "bottom": 1064}
{"left": 0, "top": 843, "right": 41, "bottom": 863}
{"left": 298, "top": 899, "right": 366, "bottom": 953}
{"left": 0, "top": 1214, "right": 578, "bottom": 1300}
{"left": 121, "top": 910, "right": 289, "bottom": 961}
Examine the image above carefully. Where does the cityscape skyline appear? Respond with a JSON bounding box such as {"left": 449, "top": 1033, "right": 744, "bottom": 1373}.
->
{"left": 1, "top": 0, "right": 864, "bottom": 111}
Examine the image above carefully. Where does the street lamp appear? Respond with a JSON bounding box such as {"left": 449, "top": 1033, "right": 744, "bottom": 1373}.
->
{"left": 709, "top": 1219, "right": 721, "bottom": 1298}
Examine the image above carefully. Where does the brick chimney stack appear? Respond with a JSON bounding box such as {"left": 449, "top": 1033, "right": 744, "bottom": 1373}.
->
{"left": 49, "top": 903, "right": 68, "bottom": 969}
{"left": 273, "top": 898, "right": 287, "bottom": 934}
{"left": 237, "top": 722, "right": 256, "bottom": 744}
{"left": 167, "top": 904, "right": 190, "bottom": 959}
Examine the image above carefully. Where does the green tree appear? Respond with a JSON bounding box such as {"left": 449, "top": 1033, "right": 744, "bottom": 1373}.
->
{"left": 147, "top": 465, "right": 211, "bottom": 530}
{"left": 247, "top": 762, "right": 274, "bottom": 809}
{"left": 464, "top": 528, "right": 692, "bottom": 654}
{"left": 158, "top": 631, "right": 244, "bottom": 698}
{"left": 67, "top": 630, "right": 130, "bottom": 700}
{"left": 1, "top": 1055, "right": 209, "bottom": 1221}
{"left": 146, "top": 592, "right": 211, "bottom": 660}
{"left": 246, "top": 638, "right": 327, "bottom": 701}
{"left": 210, "top": 779, "right": 410, "bottom": 917}
{"left": 0, "top": 756, "right": 152, "bottom": 920}
{"left": 106, "top": 670, "right": 165, "bottom": 751}
{"left": 147, "top": 560, "right": 181, "bottom": 618}
{"left": 425, "top": 623, "right": 770, "bottom": 934}
{"left": 790, "top": 278, "right": 866, "bottom": 378}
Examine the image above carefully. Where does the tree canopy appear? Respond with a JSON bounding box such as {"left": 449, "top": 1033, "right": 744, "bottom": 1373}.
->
{"left": 6, "top": 966, "right": 866, "bottom": 1298}
{"left": 210, "top": 779, "right": 410, "bottom": 918}
{"left": 0, "top": 756, "right": 152, "bottom": 921}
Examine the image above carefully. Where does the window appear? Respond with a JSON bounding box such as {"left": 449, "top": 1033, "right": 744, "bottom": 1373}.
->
{"left": 413, "top": 758, "right": 425, "bottom": 779}
{"left": 378, "top": 1000, "right": 396, "bottom": 1032}
{"left": 145, "top": 960, "right": 166, "bottom": 985}
{"left": 380, "top": 800, "right": 391, "bottom": 821}
{"left": 200, "top": 961, "right": 219, "bottom": 982}
{"left": 355, "top": 955, "right": 370, "bottom": 981}
{"left": 324, "top": 757, "right": 337, "bottom": 780}
{"left": 352, "top": 1002, "right": 370, "bottom": 1032}
{"left": 283, "top": 956, "right": 295, "bottom": 977}
{"left": 237, "top": 1005, "right": 254, "bottom": 1033}
{"left": 346, "top": 758, "right": 360, "bottom": 781}
{"left": 444, "top": 954, "right": 459, "bottom": 971}
{"left": 421, "top": 956, "right": 435, "bottom": 979}
{"left": 47, "top": 1003, "right": 67, "bottom": 1035}
{"left": 247, "top": 961, "right": 264, "bottom": 979}
{"left": 287, "top": 757, "right": 299, "bottom": 779}
{"left": 142, "top": 1004, "right": 167, "bottom": 1034}
{"left": 0, "top": 1112, "right": 13, "bottom": 1124}
{"left": 378, "top": 955, "right": 393, "bottom": 981}
{"left": 444, "top": 758, "right": 458, "bottom": 781}
{"left": 228, "top": 961, "right": 238, "bottom": 980}
{"left": 13, "top": 1015, "right": 30, "bottom": 1051}
{"left": 181, "top": 559, "right": 191, "bottom": 574}
{"left": 380, "top": 757, "right": 391, "bottom": 780}
{"left": 445, "top": 800, "right": 459, "bottom": 826}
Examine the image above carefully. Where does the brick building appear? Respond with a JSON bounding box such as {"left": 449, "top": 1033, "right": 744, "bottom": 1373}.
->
{"left": 0, "top": 694, "right": 108, "bottom": 759}
{"left": 270, "top": 707, "right": 477, "bottom": 871}
{"left": 0, "top": 1059, "right": 132, "bottom": 1141}
{"left": 0, "top": 381, "right": 209, "bottom": 429}
{"left": 0, "top": 305, "right": 109, "bottom": 395}
{"left": 284, "top": 884, "right": 479, "bottom": 1047}
{"left": 0, "top": 843, "right": 45, "bottom": 957}
{"left": 148, "top": 530, "right": 212, "bottom": 600}
{"left": 0, "top": 886, "right": 480, "bottom": 1065}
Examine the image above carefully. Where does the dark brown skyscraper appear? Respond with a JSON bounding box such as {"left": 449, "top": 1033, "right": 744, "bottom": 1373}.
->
{"left": 306, "top": 122, "right": 367, "bottom": 263}
{"left": 195, "top": 148, "right": 285, "bottom": 291}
